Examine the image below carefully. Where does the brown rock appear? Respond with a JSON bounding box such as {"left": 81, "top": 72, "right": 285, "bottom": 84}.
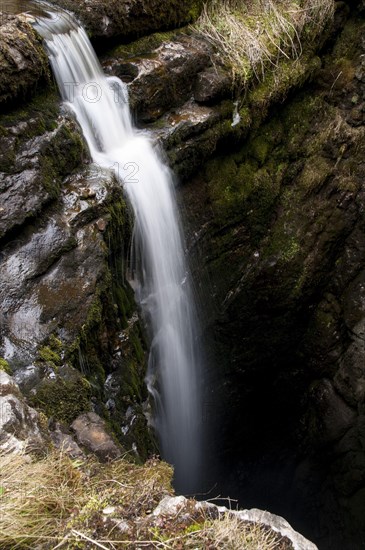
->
{"left": 71, "top": 412, "right": 122, "bottom": 461}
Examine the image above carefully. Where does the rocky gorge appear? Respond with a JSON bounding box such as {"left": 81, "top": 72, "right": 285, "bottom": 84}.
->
{"left": 1, "top": 0, "right": 365, "bottom": 548}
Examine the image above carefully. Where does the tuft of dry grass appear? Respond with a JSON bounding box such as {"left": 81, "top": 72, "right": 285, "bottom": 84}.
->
{"left": 195, "top": 0, "right": 334, "bottom": 87}
{"left": 203, "top": 513, "right": 286, "bottom": 549}
{"left": 0, "top": 451, "right": 84, "bottom": 548}
{"left": 0, "top": 450, "right": 291, "bottom": 549}
{"left": 0, "top": 451, "right": 173, "bottom": 549}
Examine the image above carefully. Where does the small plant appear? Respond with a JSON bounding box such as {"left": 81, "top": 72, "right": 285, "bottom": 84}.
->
{"left": 195, "top": 0, "right": 334, "bottom": 89}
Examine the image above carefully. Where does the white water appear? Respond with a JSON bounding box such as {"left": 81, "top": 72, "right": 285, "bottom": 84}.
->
{"left": 34, "top": 8, "right": 202, "bottom": 491}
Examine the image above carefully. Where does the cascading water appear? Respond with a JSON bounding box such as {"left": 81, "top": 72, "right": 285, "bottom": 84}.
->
{"left": 34, "top": 7, "right": 203, "bottom": 492}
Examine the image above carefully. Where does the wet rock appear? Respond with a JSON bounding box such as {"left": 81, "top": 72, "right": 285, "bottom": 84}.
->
{"left": 71, "top": 412, "right": 123, "bottom": 461}
{"left": 0, "top": 164, "right": 120, "bottom": 367}
{"left": 0, "top": 117, "right": 85, "bottom": 241}
{"left": 0, "top": 13, "right": 48, "bottom": 105}
{"left": 105, "top": 35, "right": 211, "bottom": 123}
{"left": 0, "top": 371, "right": 44, "bottom": 453}
{"left": 96, "top": 218, "right": 107, "bottom": 231}
{"left": 194, "top": 67, "right": 232, "bottom": 104}
{"left": 48, "top": 0, "right": 203, "bottom": 41}
{"left": 152, "top": 99, "right": 232, "bottom": 180}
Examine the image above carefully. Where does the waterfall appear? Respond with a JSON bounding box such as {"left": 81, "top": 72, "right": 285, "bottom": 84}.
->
{"left": 34, "top": 7, "right": 202, "bottom": 492}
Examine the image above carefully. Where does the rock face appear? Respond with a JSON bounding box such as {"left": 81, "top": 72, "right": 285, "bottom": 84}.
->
{"left": 105, "top": 33, "right": 212, "bottom": 122}
{"left": 0, "top": 13, "right": 48, "bottom": 106}
{"left": 48, "top": 0, "right": 203, "bottom": 40}
{"left": 179, "top": 9, "right": 365, "bottom": 550}
{"left": 0, "top": 91, "right": 154, "bottom": 460}
{"left": 103, "top": 28, "right": 322, "bottom": 181}
{"left": 0, "top": 371, "right": 44, "bottom": 453}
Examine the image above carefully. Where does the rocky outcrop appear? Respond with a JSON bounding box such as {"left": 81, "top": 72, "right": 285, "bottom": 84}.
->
{"left": 153, "top": 496, "right": 318, "bottom": 550}
{"left": 0, "top": 90, "right": 153, "bottom": 460}
{"left": 47, "top": 0, "right": 203, "bottom": 41}
{"left": 0, "top": 13, "right": 48, "bottom": 106}
{"left": 103, "top": 29, "right": 323, "bottom": 181}
{"left": 105, "top": 33, "right": 212, "bottom": 122}
{"left": 0, "top": 371, "right": 44, "bottom": 453}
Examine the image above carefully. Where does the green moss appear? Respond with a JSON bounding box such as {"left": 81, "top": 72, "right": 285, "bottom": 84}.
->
{"left": 249, "top": 54, "right": 321, "bottom": 122}
{"left": 113, "top": 286, "right": 133, "bottom": 328}
{"left": 297, "top": 156, "right": 331, "bottom": 193}
{"left": 129, "top": 326, "right": 145, "bottom": 364}
{"left": 0, "top": 89, "right": 59, "bottom": 138}
{"left": 249, "top": 135, "right": 270, "bottom": 165}
{"left": 38, "top": 346, "right": 62, "bottom": 367}
{"left": 48, "top": 334, "right": 63, "bottom": 352}
{"left": 31, "top": 376, "right": 91, "bottom": 424}
{"left": 111, "top": 28, "right": 183, "bottom": 58}
{"left": 39, "top": 156, "right": 61, "bottom": 200}
{"left": 332, "top": 18, "right": 365, "bottom": 61}
{"left": 0, "top": 358, "right": 12, "bottom": 375}
{"left": 188, "top": 1, "right": 203, "bottom": 22}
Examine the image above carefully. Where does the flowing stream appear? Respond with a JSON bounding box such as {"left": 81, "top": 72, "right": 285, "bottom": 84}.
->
{"left": 34, "top": 7, "right": 202, "bottom": 492}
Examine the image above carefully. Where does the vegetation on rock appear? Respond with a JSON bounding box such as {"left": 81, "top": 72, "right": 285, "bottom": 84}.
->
{"left": 0, "top": 450, "right": 292, "bottom": 549}
{"left": 0, "top": 358, "right": 11, "bottom": 375}
{"left": 195, "top": 0, "right": 334, "bottom": 89}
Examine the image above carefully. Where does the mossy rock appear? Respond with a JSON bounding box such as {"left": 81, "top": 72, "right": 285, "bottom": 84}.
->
{"left": 31, "top": 370, "right": 91, "bottom": 425}
{"left": 47, "top": 0, "right": 204, "bottom": 41}
{"left": 0, "top": 15, "right": 49, "bottom": 106}
{"left": 0, "top": 358, "right": 12, "bottom": 375}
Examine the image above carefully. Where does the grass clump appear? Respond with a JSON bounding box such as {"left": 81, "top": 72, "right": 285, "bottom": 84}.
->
{"left": 202, "top": 513, "right": 287, "bottom": 549}
{"left": 195, "top": 0, "right": 334, "bottom": 88}
{"left": 0, "top": 451, "right": 173, "bottom": 549}
{"left": 0, "top": 449, "right": 292, "bottom": 549}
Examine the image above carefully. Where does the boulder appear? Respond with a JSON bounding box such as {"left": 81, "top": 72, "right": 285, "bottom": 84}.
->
{"left": 71, "top": 412, "right": 123, "bottom": 461}
{"left": 193, "top": 66, "right": 232, "bottom": 104}
{"left": 0, "top": 371, "right": 44, "bottom": 453}
{"left": 50, "top": 422, "right": 84, "bottom": 459}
